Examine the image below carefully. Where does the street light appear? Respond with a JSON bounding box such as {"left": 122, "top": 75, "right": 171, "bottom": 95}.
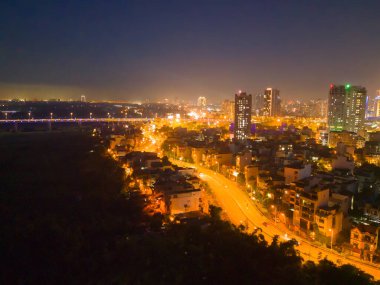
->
{"left": 50, "top": 112, "right": 53, "bottom": 119}
{"left": 28, "top": 112, "right": 31, "bottom": 120}
{"left": 107, "top": 112, "right": 110, "bottom": 118}
{"left": 70, "top": 112, "right": 73, "bottom": 119}
{"left": 329, "top": 228, "right": 334, "bottom": 251}
{"left": 5, "top": 112, "right": 8, "bottom": 120}
{"left": 90, "top": 112, "right": 92, "bottom": 119}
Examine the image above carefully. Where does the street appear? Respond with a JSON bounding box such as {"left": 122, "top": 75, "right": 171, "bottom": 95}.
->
{"left": 172, "top": 159, "right": 380, "bottom": 279}
{"left": 139, "top": 125, "right": 380, "bottom": 279}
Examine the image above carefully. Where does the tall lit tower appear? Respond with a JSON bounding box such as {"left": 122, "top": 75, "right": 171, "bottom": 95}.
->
{"left": 221, "top": 99, "right": 235, "bottom": 120}
{"left": 197, "top": 96, "right": 207, "bottom": 107}
{"left": 263, "top": 88, "right": 281, "bottom": 116}
{"left": 252, "top": 93, "right": 264, "bottom": 116}
{"left": 328, "top": 84, "right": 366, "bottom": 133}
{"left": 80, "top": 95, "right": 86, "bottom": 102}
{"left": 374, "top": 90, "right": 380, "bottom": 118}
{"left": 234, "top": 91, "right": 252, "bottom": 141}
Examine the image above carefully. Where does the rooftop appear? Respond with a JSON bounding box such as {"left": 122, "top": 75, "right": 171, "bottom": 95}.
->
{"left": 352, "top": 224, "right": 379, "bottom": 236}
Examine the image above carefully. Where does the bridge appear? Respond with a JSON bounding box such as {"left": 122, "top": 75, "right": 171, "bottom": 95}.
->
{"left": 0, "top": 118, "right": 154, "bottom": 124}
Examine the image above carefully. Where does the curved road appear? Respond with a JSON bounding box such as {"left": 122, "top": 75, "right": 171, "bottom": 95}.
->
{"left": 172, "top": 159, "right": 380, "bottom": 279}
{"left": 138, "top": 129, "right": 380, "bottom": 279}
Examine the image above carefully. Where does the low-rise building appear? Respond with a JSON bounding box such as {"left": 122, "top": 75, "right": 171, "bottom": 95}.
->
{"left": 146, "top": 158, "right": 162, "bottom": 168}
{"left": 236, "top": 151, "right": 252, "bottom": 172}
{"left": 364, "top": 204, "right": 380, "bottom": 223}
{"left": 109, "top": 134, "right": 126, "bottom": 149}
{"left": 167, "top": 188, "right": 202, "bottom": 215}
{"left": 330, "top": 193, "right": 351, "bottom": 216}
{"left": 191, "top": 147, "right": 207, "bottom": 164}
{"left": 328, "top": 131, "right": 357, "bottom": 149}
{"left": 350, "top": 225, "right": 379, "bottom": 262}
{"left": 276, "top": 143, "right": 293, "bottom": 158}
{"left": 331, "top": 156, "right": 354, "bottom": 173}
{"left": 114, "top": 145, "right": 128, "bottom": 157}
{"left": 293, "top": 186, "right": 329, "bottom": 232}
{"left": 245, "top": 165, "right": 259, "bottom": 183}
{"left": 317, "top": 129, "right": 329, "bottom": 146}
{"left": 175, "top": 145, "right": 192, "bottom": 160}
{"left": 203, "top": 150, "right": 233, "bottom": 170}
{"left": 364, "top": 141, "right": 380, "bottom": 166}
{"left": 282, "top": 177, "right": 320, "bottom": 208}
{"left": 284, "top": 164, "right": 312, "bottom": 184}
{"left": 176, "top": 166, "right": 197, "bottom": 177}
{"left": 368, "top": 131, "right": 380, "bottom": 142}
{"left": 314, "top": 205, "right": 343, "bottom": 243}
{"left": 154, "top": 179, "right": 201, "bottom": 215}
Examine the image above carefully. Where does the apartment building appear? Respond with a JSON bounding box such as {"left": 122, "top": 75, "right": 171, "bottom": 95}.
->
{"left": 351, "top": 225, "right": 379, "bottom": 262}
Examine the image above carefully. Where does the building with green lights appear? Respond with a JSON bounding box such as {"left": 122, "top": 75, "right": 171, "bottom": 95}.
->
{"left": 328, "top": 84, "right": 367, "bottom": 134}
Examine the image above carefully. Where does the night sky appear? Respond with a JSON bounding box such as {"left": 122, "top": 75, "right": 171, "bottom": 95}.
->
{"left": 1, "top": 0, "right": 380, "bottom": 102}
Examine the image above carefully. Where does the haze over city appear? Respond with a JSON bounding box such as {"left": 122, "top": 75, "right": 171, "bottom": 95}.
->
{"left": 3, "top": 1, "right": 380, "bottom": 284}
{"left": 1, "top": 0, "right": 380, "bottom": 102}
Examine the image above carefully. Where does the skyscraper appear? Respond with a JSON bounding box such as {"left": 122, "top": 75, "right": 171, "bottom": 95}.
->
{"left": 252, "top": 93, "right": 264, "bottom": 116}
{"left": 317, "top": 99, "right": 328, "bottom": 118}
{"left": 263, "top": 88, "right": 281, "bottom": 116}
{"left": 328, "top": 84, "right": 366, "bottom": 133}
{"left": 374, "top": 90, "right": 380, "bottom": 118}
{"left": 221, "top": 99, "right": 235, "bottom": 120}
{"left": 197, "top": 96, "right": 207, "bottom": 107}
{"left": 234, "top": 91, "right": 252, "bottom": 141}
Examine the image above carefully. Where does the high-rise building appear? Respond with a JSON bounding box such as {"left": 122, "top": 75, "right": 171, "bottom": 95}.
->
{"left": 252, "top": 93, "right": 264, "bottom": 116}
{"left": 80, "top": 95, "right": 86, "bottom": 102}
{"left": 234, "top": 91, "right": 252, "bottom": 141}
{"left": 321, "top": 99, "right": 328, "bottom": 118}
{"left": 374, "top": 90, "right": 380, "bottom": 117}
{"left": 263, "top": 88, "right": 281, "bottom": 116}
{"left": 221, "top": 99, "right": 235, "bottom": 120}
{"left": 197, "top": 96, "right": 207, "bottom": 107}
{"left": 315, "top": 99, "right": 328, "bottom": 118}
{"left": 328, "top": 84, "right": 366, "bottom": 133}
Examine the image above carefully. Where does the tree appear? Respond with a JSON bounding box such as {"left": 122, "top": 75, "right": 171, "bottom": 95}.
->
{"left": 209, "top": 205, "right": 222, "bottom": 220}
{"left": 150, "top": 213, "right": 163, "bottom": 231}
{"left": 162, "top": 155, "right": 170, "bottom": 166}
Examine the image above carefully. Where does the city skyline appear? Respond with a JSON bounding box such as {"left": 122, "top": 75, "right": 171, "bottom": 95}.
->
{"left": 3, "top": 1, "right": 380, "bottom": 283}
{"left": 1, "top": 0, "right": 380, "bottom": 101}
